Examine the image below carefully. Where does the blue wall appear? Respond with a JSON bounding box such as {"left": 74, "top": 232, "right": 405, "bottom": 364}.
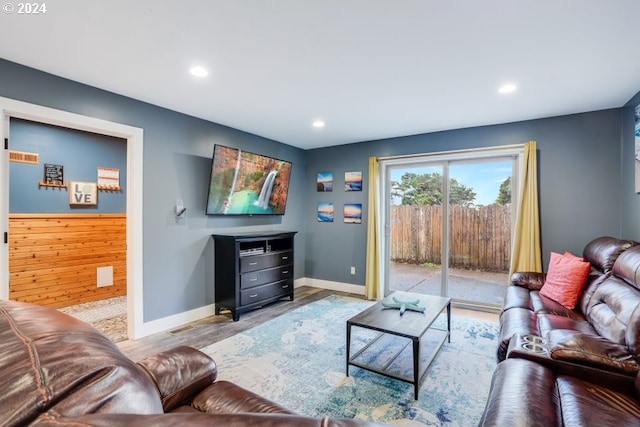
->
{"left": 0, "top": 58, "right": 306, "bottom": 322}
{"left": 1, "top": 57, "right": 639, "bottom": 317}
{"left": 306, "top": 109, "right": 630, "bottom": 285}
{"left": 9, "top": 118, "right": 127, "bottom": 213}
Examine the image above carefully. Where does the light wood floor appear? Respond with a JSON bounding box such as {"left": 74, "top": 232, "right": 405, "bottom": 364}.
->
{"left": 117, "top": 286, "right": 359, "bottom": 361}
{"left": 117, "top": 286, "right": 499, "bottom": 362}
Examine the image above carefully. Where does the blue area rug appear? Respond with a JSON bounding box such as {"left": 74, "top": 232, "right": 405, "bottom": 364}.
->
{"left": 200, "top": 294, "right": 498, "bottom": 426}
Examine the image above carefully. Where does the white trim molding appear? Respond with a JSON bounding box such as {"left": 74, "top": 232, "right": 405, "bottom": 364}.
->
{"left": 297, "top": 277, "right": 366, "bottom": 296}
{"left": 0, "top": 97, "right": 146, "bottom": 340}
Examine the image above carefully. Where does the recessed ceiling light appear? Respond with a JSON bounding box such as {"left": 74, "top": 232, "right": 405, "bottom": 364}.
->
{"left": 312, "top": 120, "right": 325, "bottom": 128}
{"left": 498, "top": 83, "right": 517, "bottom": 94}
{"left": 189, "top": 66, "right": 208, "bottom": 77}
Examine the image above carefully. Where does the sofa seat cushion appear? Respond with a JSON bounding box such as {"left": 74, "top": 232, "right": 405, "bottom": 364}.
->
{"left": 537, "top": 313, "right": 594, "bottom": 337}
{"left": 530, "top": 291, "right": 586, "bottom": 318}
{"left": 547, "top": 330, "right": 640, "bottom": 376}
{"left": 556, "top": 376, "right": 640, "bottom": 427}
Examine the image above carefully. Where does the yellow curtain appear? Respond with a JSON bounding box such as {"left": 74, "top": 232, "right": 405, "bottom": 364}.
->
{"left": 365, "top": 157, "right": 382, "bottom": 300}
{"left": 509, "top": 141, "right": 542, "bottom": 275}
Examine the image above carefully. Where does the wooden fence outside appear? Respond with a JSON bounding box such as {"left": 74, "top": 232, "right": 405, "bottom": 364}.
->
{"left": 390, "top": 204, "right": 511, "bottom": 272}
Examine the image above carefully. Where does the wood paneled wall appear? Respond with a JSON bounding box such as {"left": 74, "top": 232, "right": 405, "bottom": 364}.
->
{"left": 9, "top": 213, "right": 126, "bottom": 308}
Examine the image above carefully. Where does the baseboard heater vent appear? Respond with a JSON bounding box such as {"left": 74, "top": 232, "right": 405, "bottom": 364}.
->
{"left": 168, "top": 324, "right": 194, "bottom": 335}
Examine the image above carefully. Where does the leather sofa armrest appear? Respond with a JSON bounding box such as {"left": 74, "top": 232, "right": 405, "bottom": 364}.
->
{"left": 510, "top": 272, "right": 546, "bottom": 290}
{"left": 137, "top": 346, "right": 217, "bottom": 412}
{"left": 547, "top": 330, "right": 640, "bottom": 377}
{"left": 190, "top": 380, "right": 295, "bottom": 415}
{"left": 32, "top": 413, "right": 385, "bottom": 427}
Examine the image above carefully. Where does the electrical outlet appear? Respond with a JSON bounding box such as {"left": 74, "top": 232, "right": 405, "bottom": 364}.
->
{"left": 97, "top": 266, "right": 114, "bottom": 287}
{"left": 350, "top": 266, "right": 356, "bottom": 275}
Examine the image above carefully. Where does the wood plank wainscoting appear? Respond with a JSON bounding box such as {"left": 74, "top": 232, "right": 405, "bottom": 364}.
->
{"left": 9, "top": 213, "right": 127, "bottom": 308}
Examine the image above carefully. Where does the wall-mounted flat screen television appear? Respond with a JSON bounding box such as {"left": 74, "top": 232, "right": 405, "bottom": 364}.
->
{"left": 206, "top": 144, "right": 292, "bottom": 215}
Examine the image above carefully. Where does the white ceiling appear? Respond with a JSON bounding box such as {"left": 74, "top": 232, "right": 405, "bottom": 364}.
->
{"left": 1, "top": 0, "right": 639, "bottom": 150}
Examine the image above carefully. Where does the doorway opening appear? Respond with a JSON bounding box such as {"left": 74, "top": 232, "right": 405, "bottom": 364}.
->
{"left": 381, "top": 146, "right": 522, "bottom": 310}
{"left": 0, "top": 96, "right": 144, "bottom": 339}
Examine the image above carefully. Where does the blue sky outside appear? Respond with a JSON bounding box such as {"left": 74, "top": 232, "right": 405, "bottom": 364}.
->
{"left": 390, "top": 160, "right": 512, "bottom": 206}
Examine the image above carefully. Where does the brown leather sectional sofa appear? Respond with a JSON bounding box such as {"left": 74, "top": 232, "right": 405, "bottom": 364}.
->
{"left": 0, "top": 299, "right": 384, "bottom": 427}
{"left": 479, "top": 236, "right": 640, "bottom": 426}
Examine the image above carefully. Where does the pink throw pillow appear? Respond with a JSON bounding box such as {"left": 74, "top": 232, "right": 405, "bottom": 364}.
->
{"left": 563, "top": 251, "right": 585, "bottom": 261}
{"left": 539, "top": 252, "right": 590, "bottom": 309}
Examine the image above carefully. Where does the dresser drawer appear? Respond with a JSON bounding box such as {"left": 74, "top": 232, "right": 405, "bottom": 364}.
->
{"left": 240, "top": 250, "right": 293, "bottom": 273}
{"left": 240, "top": 280, "right": 293, "bottom": 306}
{"left": 241, "top": 264, "right": 293, "bottom": 289}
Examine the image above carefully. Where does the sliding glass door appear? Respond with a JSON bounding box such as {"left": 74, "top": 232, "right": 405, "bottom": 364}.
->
{"left": 382, "top": 147, "right": 519, "bottom": 309}
{"left": 387, "top": 163, "right": 445, "bottom": 296}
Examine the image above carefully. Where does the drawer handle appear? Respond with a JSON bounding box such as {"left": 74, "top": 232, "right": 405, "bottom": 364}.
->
{"left": 282, "top": 284, "right": 289, "bottom": 289}
{"left": 249, "top": 278, "right": 258, "bottom": 281}
{"left": 281, "top": 256, "right": 289, "bottom": 260}
{"left": 249, "top": 262, "right": 258, "bottom": 266}
{"left": 249, "top": 294, "right": 258, "bottom": 298}
{"left": 282, "top": 270, "right": 289, "bottom": 274}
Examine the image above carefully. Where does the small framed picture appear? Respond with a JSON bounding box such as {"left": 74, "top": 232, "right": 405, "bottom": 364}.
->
{"left": 317, "top": 202, "right": 334, "bottom": 222}
{"left": 44, "top": 164, "right": 64, "bottom": 185}
{"left": 317, "top": 172, "right": 333, "bottom": 192}
{"left": 345, "top": 171, "right": 362, "bottom": 191}
{"left": 69, "top": 181, "right": 98, "bottom": 206}
{"left": 344, "top": 203, "right": 362, "bottom": 224}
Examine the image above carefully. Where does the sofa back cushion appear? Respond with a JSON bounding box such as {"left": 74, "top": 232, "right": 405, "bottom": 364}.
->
{"left": 0, "top": 300, "right": 163, "bottom": 427}
{"left": 586, "top": 245, "right": 640, "bottom": 357}
{"left": 578, "top": 270, "right": 609, "bottom": 315}
{"left": 582, "top": 236, "right": 637, "bottom": 274}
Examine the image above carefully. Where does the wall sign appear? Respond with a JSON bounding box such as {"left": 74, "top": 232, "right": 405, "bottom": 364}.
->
{"left": 97, "top": 166, "right": 121, "bottom": 190}
{"left": 43, "top": 164, "right": 64, "bottom": 185}
{"left": 69, "top": 181, "right": 97, "bottom": 206}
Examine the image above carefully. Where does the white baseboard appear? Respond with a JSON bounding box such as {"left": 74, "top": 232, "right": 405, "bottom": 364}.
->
{"left": 133, "top": 303, "right": 217, "bottom": 340}
{"left": 130, "top": 278, "right": 364, "bottom": 340}
{"left": 296, "top": 277, "right": 365, "bottom": 296}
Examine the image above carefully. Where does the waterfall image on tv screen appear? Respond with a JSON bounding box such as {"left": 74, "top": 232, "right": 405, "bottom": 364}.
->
{"left": 206, "top": 145, "right": 292, "bottom": 215}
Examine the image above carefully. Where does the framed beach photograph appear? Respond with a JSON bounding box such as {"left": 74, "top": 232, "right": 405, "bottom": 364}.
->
{"left": 345, "top": 171, "right": 362, "bottom": 191}
{"left": 317, "top": 172, "right": 333, "bottom": 192}
{"left": 344, "top": 203, "right": 362, "bottom": 224}
{"left": 317, "top": 202, "right": 334, "bottom": 222}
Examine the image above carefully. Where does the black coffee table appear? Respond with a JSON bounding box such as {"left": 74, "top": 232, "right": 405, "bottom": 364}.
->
{"left": 346, "top": 291, "right": 451, "bottom": 399}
